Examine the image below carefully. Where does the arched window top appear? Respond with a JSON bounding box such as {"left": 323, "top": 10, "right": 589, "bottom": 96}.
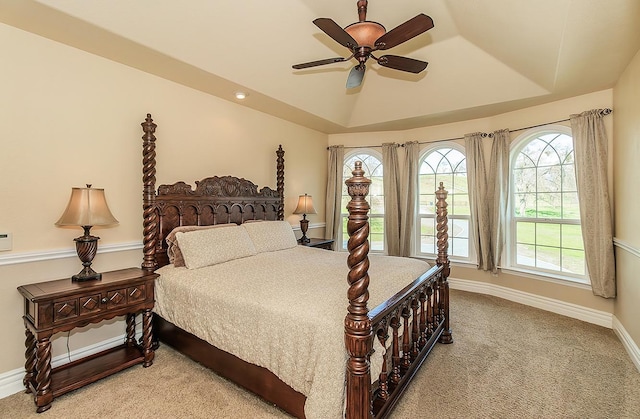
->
{"left": 420, "top": 145, "right": 466, "bottom": 175}
{"left": 515, "top": 133, "right": 574, "bottom": 169}
{"left": 418, "top": 143, "right": 469, "bottom": 214}
{"left": 343, "top": 150, "right": 383, "bottom": 178}
{"left": 512, "top": 125, "right": 573, "bottom": 165}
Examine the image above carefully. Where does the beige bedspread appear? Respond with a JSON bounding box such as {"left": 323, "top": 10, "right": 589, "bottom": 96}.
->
{"left": 154, "top": 246, "right": 431, "bottom": 419}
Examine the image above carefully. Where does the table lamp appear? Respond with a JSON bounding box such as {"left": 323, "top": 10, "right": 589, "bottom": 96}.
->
{"left": 293, "top": 193, "right": 317, "bottom": 244}
{"left": 55, "top": 185, "right": 119, "bottom": 281}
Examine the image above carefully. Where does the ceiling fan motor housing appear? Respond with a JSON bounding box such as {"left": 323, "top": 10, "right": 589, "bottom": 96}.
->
{"left": 344, "top": 21, "right": 386, "bottom": 48}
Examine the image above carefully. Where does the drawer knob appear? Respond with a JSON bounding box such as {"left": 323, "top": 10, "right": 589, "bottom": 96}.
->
{"left": 101, "top": 297, "right": 108, "bottom": 304}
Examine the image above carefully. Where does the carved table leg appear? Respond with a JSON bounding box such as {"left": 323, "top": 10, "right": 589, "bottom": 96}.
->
{"left": 34, "top": 337, "right": 53, "bottom": 412}
{"left": 142, "top": 309, "right": 154, "bottom": 367}
{"left": 23, "top": 329, "right": 36, "bottom": 393}
{"left": 126, "top": 313, "right": 136, "bottom": 347}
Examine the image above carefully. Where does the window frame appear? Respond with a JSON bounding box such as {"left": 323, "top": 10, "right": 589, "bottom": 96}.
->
{"left": 339, "top": 149, "right": 385, "bottom": 253}
{"left": 414, "top": 142, "right": 475, "bottom": 263}
{"left": 505, "top": 125, "right": 588, "bottom": 284}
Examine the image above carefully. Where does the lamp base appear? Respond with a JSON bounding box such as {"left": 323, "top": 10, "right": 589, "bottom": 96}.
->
{"left": 298, "top": 218, "right": 310, "bottom": 244}
{"left": 72, "top": 268, "right": 102, "bottom": 282}
{"left": 72, "top": 227, "right": 102, "bottom": 282}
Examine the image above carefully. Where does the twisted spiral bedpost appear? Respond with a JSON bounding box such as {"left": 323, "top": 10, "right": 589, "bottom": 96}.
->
{"left": 344, "top": 161, "right": 373, "bottom": 419}
{"left": 141, "top": 114, "right": 158, "bottom": 272}
{"left": 276, "top": 145, "right": 285, "bottom": 221}
{"left": 435, "top": 182, "right": 453, "bottom": 344}
{"left": 23, "top": 329, "right": 36, "bottom": 392}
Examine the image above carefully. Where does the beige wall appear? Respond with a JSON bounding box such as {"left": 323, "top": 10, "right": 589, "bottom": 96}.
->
{"left": 0, "top": 23, "right": 328, "bottom": 373}
{"left": 329, "top": 90, "right": 616, "bottom": 315}
{"left": 612, "top": 47, "right": 640, "bottom": 346}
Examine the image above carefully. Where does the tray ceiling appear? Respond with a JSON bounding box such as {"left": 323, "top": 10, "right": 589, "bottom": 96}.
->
{"left": 3, "top": 0, "right": 640, "bottom": 133}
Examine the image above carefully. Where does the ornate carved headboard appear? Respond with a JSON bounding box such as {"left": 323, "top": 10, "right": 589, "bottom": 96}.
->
{"left": 140, "top": 114, "right": 285, "bottom": 271}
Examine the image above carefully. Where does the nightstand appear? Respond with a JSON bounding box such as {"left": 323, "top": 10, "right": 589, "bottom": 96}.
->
{"left": 17, "top": 267, "right": 158, "bottom": 413}
{"left": 299, "top": 238, "right": 334, "bottom": 250}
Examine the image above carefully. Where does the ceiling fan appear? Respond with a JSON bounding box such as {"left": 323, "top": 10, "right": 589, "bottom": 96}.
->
{"left": 292, "top": 0, "right": 434, "bottom": 89}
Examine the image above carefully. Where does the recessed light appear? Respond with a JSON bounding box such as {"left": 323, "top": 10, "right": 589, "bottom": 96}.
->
{"left": 234, "top": 91, "right": 248, "bottom": 100}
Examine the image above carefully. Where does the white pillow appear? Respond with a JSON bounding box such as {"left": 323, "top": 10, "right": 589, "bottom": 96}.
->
{"left": 242, "top": 221, "right": 297, "bottom": 253}
{"left": 175, "top": 225, "right": 257, "bottom": 269}
{"left": 166, "top": 224, "right": 234, "bottom": 267}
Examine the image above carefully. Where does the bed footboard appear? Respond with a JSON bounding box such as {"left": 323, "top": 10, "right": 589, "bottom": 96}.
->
{"left": 345, "top": 163, "right": 452, "bottom": 419}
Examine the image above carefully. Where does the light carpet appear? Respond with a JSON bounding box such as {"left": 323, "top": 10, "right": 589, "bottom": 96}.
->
{"left": 3, "top": 290, "right": 639, "bottom": 418}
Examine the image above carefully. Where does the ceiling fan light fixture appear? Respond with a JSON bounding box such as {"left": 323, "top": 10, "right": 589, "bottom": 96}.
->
{"left": 344, "top": 21, "right": 385, "bottom": 48}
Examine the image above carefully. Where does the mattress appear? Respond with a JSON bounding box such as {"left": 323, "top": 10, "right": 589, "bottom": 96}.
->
{"left": 154, "top": 246, "right": 431, "bottom": 419}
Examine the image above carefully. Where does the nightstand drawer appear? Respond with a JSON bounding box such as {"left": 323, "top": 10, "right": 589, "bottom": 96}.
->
{"left": 79, "top": 295, "right": 101, "bottom": 315}
{"left": 127, "top": 284, "right": 146, "bottom": 303}
{"left": 105, "top": 288, "right": 127, "bottom": 308}
{"left": 53, "top": 300, "right": 78, "bottom": 323}
{"left": 23, "top": 277, "right": 153, "bottom": 329}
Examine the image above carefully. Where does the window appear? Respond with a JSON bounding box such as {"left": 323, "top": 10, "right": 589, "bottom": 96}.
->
{"left": 416, "top": 145, "right": 472, "bottom": 261}
{"left": 340, "top": 151, "right": 384, "bottom": 252}
{"left": 508, "top": 127, "right": 585, "bottom": 279}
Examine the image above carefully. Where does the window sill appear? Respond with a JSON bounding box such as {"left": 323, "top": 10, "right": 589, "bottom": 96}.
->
{"left": 412, "top": 256, "right": 592, "bottom": 290}
{"left": 500, "top": 266, "right": 592, "bottom": 289}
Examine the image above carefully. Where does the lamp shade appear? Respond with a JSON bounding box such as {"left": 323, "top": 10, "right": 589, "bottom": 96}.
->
{"left": 55, "top": 185, "right": 119, "bottom": 227}
{"left": 293, "top": 194, "right": 317, "bottom": 215}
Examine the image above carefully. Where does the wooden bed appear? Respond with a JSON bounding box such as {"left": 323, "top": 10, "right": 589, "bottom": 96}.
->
{"left": 139, "top": 114, "right": 453, "bottom": 418}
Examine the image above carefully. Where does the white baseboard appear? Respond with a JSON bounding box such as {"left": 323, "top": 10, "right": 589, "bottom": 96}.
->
{"left": 0, "top": 334, "right": 125, "bottom": 399}
{"left": 613, "top": 316, "right": 640, "bottom": 373}
{"left": 448, "top": 277, "right": 613, "bottom": 328}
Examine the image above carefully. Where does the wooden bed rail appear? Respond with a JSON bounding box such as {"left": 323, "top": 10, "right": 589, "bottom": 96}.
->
{"left": 345, "top": 163, "right": 452, "bottom": 419}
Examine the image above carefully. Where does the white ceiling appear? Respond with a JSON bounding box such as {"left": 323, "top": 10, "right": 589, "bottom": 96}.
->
{"left": 4, "top": 0, "right": 640, "bottom": 133}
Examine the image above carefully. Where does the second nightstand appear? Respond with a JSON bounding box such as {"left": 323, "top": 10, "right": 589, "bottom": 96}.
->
{"left": 299, "top": 238, "right": 334, "bottom": 250}
{"left": 17, "top": 267, "right": 158, "bottom": 413}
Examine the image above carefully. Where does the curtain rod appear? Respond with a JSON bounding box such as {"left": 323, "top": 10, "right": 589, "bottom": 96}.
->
{"left": 487, "top": 107, "right": 612, "bottom": 138}
{"left": 327, "top": 108, "right": 612, "bottom": 149}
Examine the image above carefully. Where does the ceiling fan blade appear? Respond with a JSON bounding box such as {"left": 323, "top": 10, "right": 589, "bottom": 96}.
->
{"left": 346, "top": 65, "right": 365, "bottom": 89}
{"left": 313, "top": 18, "right": 358, "bottom": 49}
{"left": 377, "top": 55, "right": 428, "bottom": 73}
{"left": 292, "top": 57, "right": 347, "bottom": 69}
{"left": 375, "top": 14, "right": 434, "bottom": 50}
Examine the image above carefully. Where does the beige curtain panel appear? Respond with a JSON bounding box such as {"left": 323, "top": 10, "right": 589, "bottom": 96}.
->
{"left": 489, "top": 129, "right": 510, "bottom": 273}
{"left": 570, "top": 110, "right": 616, "bottom": 298}
{"left": 382, "top": 143, "right": 402, "bottom": 256}
{"left": 400, "top": 141, "right": 420, "bottom": 257}
{"left": 465, "top": 132, "right": 492, "bottom": 271}
{"left": 326, "top": 145, "right": 344, "bottom": 251}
